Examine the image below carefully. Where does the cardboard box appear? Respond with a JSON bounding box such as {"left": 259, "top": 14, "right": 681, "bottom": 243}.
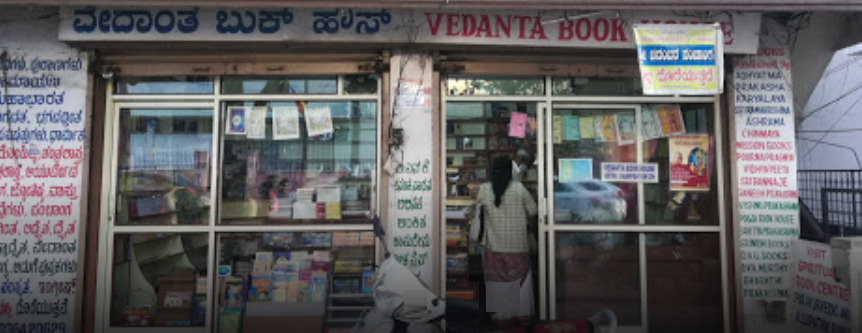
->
{"left": 242, "top": 315, "right": 323, "bottom": 333}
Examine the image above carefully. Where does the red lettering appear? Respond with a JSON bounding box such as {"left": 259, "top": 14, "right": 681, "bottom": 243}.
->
{"left": 477, "top": 15, "right": 492, "bottom": 37}
{"left": 514, "top": 16, "right": 530, "bottom": 39}
{"left": 462, "top": 14, "right": 477, "bottom": 37}
{"left": 575, "top": 18, "right": 591, "bottom": 41}
{"left": 529, "top": 16, "right": 548, "bottom": 40}
{"left": 559, "top": 20, "right": 574, "bottom": 40}
{"left": 426, "top": 13, "right": 444, "bottom": 35}
{"left": 610, "top": 19, "right": 627, "bottom": 42}
{"left": 446, "top": 14, "right": 460, "bottom": 36}
{"left": 594, "top": 18, "right": 609, "bottom": 41}
{"left": 495, "top": 15, "right": 512, "bottom": 38}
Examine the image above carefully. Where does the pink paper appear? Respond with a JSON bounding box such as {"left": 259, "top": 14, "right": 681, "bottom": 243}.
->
{"left": 509, "top": 112, "right": 527, "bottom": 138}
{"left": 313, "top": 250, "right": 331, "bottom": 262}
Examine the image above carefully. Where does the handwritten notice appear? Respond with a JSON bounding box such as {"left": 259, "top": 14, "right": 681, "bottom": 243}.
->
{"left": 509, "top": 112, "right": 527, "bottom": 138}
{"left": 601, "top": 163, "right": 658, "bottom": 183}
{"left": 389, "top": 54, "right": 434, "bottom": 295}
{"left": 735, "top": 40, "right": 800, "bottom": 332}
{"left": 0, "top": 23, "right": 88, "bottom": 332}
{"left": 790, "top": 240, "right": 851, "bottom": 333}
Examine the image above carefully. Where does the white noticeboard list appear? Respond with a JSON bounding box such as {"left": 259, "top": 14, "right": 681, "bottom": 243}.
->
{"left": 735, "top": 35, "right": 801, "bottom": 332}
{"left": 0, "top": 17, "right": 88, "bottom": 332}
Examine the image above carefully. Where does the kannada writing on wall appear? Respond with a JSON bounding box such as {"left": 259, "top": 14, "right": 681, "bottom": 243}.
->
{"left": 734, "top": 46, "right": 800, "bottom": 330}
{"left": 388, "top": 54, "right": 434, "bottom": 291}
{"left": 0, "top": 41, "right": 87, "bottom": 333}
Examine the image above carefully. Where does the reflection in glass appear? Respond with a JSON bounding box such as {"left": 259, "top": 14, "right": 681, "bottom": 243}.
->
{"left": 222, "top": 76, "right": 338, "bottom": 95}
{"left": 555, "top": 232, "right": 640, "bottom": 325}
{"left": 447, "top": 76, "right": 545, "bottom": 96}
{"left": 646, "top": 233, "right": 722, "bottom": 333}
{"left": 642, "top": 104, "right": 718, "bottom": 225}
{"left": 116, "top": 109, "right": 213, "bottom": 225}
{"left": 552, "top": 77, "right": 642, "bottom": 96}
{"left": 220, "top": 101, "right": 377, "bottom": 225}
{"left": 343, "top": 75, "right": 379, "bottom": 95}
{"left": 552, "top": 109, "right": 638, "bottom": 224}
{"left": 115, "top": 76, "right": 214, "bottom": 95}
{"left": 111, "top": 233, "right": 209, "bottom": 326}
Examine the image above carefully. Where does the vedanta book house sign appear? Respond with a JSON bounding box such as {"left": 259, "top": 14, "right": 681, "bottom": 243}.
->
{"left": 634, "top": 24, "right": 724, "bottom": 95}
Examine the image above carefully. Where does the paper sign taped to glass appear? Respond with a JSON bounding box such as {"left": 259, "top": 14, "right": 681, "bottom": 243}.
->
{"left": 669, "top": 134, "right": 710, "bottom": 191}
{"left": 634, "top": 24, "right": 724, "bottom": 95}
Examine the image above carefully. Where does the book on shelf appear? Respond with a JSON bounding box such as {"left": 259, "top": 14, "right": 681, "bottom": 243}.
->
{"left": 123, "top": 306, "right": 151, "bottom": 326}
{"left": 248, "top": 274, "right": 273, "bottom": 302}
{"left": 220, "top": 276, "right": 246, "bottom": 308}
{"left": 218, "top": 307, "right": 242, "bottom": 333}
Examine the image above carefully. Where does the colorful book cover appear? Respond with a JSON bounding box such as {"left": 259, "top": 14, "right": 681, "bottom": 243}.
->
{"left": 191, "top": 293, "right": 207, "bottom": 325}
{"left": 218, "top": 307, "right": 243, "bottom": 333}
{"left": 311, "top": 261, "right": 329, "bottom": 272}
{"left": 552, "top": 115, "right": 563, "bottom": 144}
{"left": 562, "top": 115, "right": 580, "bottom": 141}
{"left": 614, "top": 113, "right": 636, "bottom": 145}
{"left": 273, "top": 252, "right": 291, "bottom": 272}
{"left": 272, "top": 272, "right": 291, "bottom": 302}
{"left": 361, "top": 270, "right": 375, "bottom": 294}
{"left": 253, "top": 252, "right": 273, "bottom": 275}
{"left": 164, "top": 291, "right": 192, "bottom": 308}
{"left": 579, "top": 116, "right": 595, "bottom": 139}
{"left": 311, "top": 272, "right": 328, "bottom": 302}
{"left": 221, "top": 276, "right": 246, "bottom": 308}
{"left": 249, "top": 275, "right": 273, "bottom": 302}
{"left": 594, "top": 115, "right": 617, "bottom": 142}
{"left": 123, "top": 306, "right": 151, "bottom": 326}
{"left": 641, "top": 105, "right": 663, "bottom": 140}
{"left": 657, "top": 104, "right": 686, "bottom": 136}
{"left": 508, "top": 112, "right": 527, "bottom": 138}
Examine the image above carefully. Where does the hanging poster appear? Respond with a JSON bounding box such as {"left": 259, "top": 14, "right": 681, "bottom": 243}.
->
{"left": 247, "top": 106, "right": 267, "bottom": 139}
{"left": 273, "top": 106, "right": 301, "bottom": 140}
{"left": 562, "top": 115, "right": 580, "bottom": 141}
{"left": 615, "top": 113, "right": 636, "bottom": 145}
{"left": 669, "top": 134, "right": 709, "bottom": 191}
{"left": 552, "top": 115, "right": 563, "bottom": 144}
{"left": 509, "top": 112, "right": 527, "bottom": 138}
{"left": 633, "top": 24, "right": 724, "bottom": 95}
{"left": 579, "top": 116, "right": 595, "bottom": 139}
{"left": 657, "top": 104, "right": 686, "bottom": 136}
{"left": 305, "top": 105, "right": 334, "bottom": 137}
{"left": 227, "top": 106, "right": 247, "bottom": 135}
{"left": 559, "top": 158, "right": 593, "bottom": 183}
{"left": 642, "top": 105, "right": 664, "bottom": 140}
{"left": 595, "top": 115, "right": 617, "bottom": 142}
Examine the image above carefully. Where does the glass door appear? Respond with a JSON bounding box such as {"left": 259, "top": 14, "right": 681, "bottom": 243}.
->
{"left": 544, "top": 103, "right": 725, "bottom": 333}
{"left": 545, "top": 104, "right": 645, "bottom": 332}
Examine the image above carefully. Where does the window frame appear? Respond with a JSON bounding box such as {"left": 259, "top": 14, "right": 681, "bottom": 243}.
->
{"left": 97, "top": 75, "right": 383, "bottom": 333}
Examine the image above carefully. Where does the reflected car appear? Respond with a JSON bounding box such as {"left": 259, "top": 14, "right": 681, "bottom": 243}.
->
{"left": 553, "top": 180, "right": 627, "bottom": 223}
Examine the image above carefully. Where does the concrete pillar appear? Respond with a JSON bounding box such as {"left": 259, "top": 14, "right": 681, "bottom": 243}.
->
{"left": 831, "top": 237, "right": 862, "bottom": 332}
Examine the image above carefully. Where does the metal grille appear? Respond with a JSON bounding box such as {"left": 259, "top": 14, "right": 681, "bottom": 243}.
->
{"left": 821, "top": 188, "right": 862, "bottom": 238}
{"left": 798, "top": 170, "right": 862, "bottom": 221}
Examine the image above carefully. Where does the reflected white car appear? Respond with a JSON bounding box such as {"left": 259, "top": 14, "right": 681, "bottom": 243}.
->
{"left": 553, "top": 180, "right": 627, "bottom": 223}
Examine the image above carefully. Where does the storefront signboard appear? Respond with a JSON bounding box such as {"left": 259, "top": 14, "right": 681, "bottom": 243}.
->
{"left": 600, "top": 163, "right": 658, "bottom": 183}
{"left": 734, "top": 27, "right": 800, "bottom": 332}
{"left": 0, "top": 18, "right": 88, "bottom": 332}
{"left": 633, "top": 24, "right": 723, "bottom": 95}
{"left": 790, "top": 240, "right": 851, "bottom": 333}
{"left": 58, "top": 8, "right": 761, "bottom": 54}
